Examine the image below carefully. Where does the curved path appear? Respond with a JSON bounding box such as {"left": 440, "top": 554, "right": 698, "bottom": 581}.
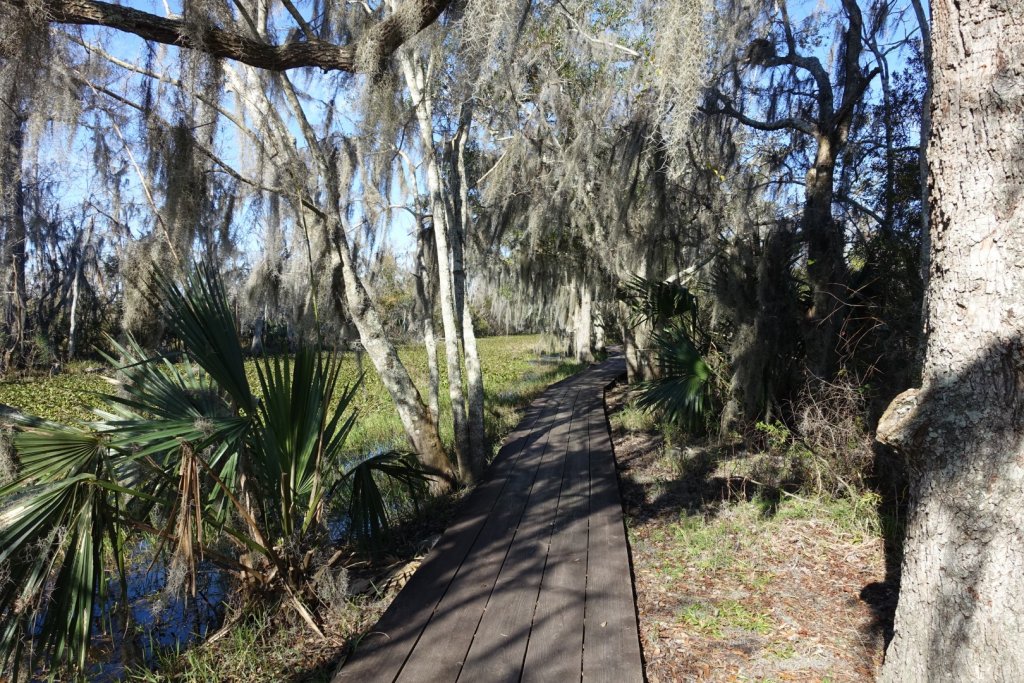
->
{"left": 333, "top": 355, "right": 643, "bottom": 683}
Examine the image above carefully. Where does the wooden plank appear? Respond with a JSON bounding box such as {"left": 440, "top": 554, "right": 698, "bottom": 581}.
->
{"left": 335, "top": 383, "right": 574, "bottom": 682}
{"left": 518, "top": 389, "right": 596, "bottom": 682}
{"left": 582, "top": 398, "right": 643, "bottom": 683}
{"left": 333, "top": 357, "right": 637, "bottom": 683}
{"left": 393, "top": 386, "right": 583, "bottom": 683}
{"left": 455, "top": 387, "right": 586, "bottom": 682}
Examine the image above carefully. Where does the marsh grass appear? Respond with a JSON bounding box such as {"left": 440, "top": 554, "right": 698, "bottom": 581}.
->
{"left": 0, "top": 335, "right": 579, "bottom": 455}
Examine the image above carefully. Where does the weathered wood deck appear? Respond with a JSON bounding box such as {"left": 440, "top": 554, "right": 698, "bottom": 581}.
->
{"left": 332, "top": 355, "right": 643, "bottom": 683}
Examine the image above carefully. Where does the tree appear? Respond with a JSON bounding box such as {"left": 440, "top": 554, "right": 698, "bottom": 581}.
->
{"left": 0, "top": 0, "right": 464, "bottom": 488}
{"left": 876, "top": 0, "right": 1024, "bottom": 678}
{"left": 706, "top": 0, "right": 880, "bottom": 379}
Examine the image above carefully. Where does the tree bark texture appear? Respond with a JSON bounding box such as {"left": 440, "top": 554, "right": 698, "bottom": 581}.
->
{"left": 622, "top": 258, "right": 654, "bottom": 382}
{"left": 0, "top": 111, "right": 27, "bottom": 357}
{"left": 573, "top": 282, "right": 594, "bottom": 363}
{"left": 67, "top": 220, "right": 94, "bottom": 360}
{"left": 449, "top": 112, "right": 486, "bottom": 475}
{"left": 415, "top": 227, "right": 441, "bottom": 430}
{"left": 720, "top": 228, "right": 797, "bottom": 430}
{"left": 269, "top": 69, "right": 456, "bottom": 492}
{"left": 878, "top": 2, "right": 1024, "bottom": 679}
{"left": 802, "top": 133, "right": 845, "bottom": 379}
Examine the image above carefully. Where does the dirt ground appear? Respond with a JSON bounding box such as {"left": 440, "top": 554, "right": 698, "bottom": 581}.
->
{"left": 606, "top": 383, "right": 896, "bottom": 682}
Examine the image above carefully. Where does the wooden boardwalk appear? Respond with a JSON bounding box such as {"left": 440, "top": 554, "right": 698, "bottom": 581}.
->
{"left": 333, "top": 356, "right": 643, "bottom": 683}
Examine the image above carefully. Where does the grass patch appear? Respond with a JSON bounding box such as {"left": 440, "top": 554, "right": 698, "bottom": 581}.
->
{"left": 608, "top": 380, "right": 889, "bottom": 682}
{"left": 127, "top": 606, "right": 355, "bottom": 683}
{"left": 0, "top": 335, "right": 579, "bottom": 459}
{"left": 676, "top": 599, "right": 772, "bottom": 637}
{"left": 610, "top": 401, "right": 658, "bottom": 433}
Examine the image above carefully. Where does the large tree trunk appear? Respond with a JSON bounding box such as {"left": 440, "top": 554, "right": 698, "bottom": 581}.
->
{"left": 877, "top": 2, "right": 1024, "bottom": 679}
{"left": 572, "top": 282, "right": 594, "bottom": 363}
{"left": 720, "top": 228, "right": 798, "bottom": 430}
{"left": 1, "top": 110, "right": 27, "bottom": 360}
{"left": 623, "top": 259, "right": 655, "bottom": 382}
{"left": 802, "top": 133, "right": 846, "bottom": 380}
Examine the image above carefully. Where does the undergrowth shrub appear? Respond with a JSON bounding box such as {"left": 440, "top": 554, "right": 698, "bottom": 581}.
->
{"left": 794, "top": 376, "right": 874, "bottom": 496}
{"left": 754, "top": 375, "right": 874, "bottom": 498}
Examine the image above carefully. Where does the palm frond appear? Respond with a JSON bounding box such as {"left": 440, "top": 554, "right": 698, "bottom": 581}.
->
{"left": 151, "top": 263, "right": 255, "bottom": 414}
{"left": 634, "top": 324, "right": 714, "bottom": 432}
{"left": 343, "top": 450, "right": 428, "bottom": 547}
{"left": 617, "top": 275, "right": 698, "bottom": 329}
{"left": 0, "top": 424, "right": 122, "bottom": 679}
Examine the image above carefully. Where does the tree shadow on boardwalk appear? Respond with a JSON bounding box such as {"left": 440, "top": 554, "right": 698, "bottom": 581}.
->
{"left": 323, "top": 357, "right": 640, "bottom": 683}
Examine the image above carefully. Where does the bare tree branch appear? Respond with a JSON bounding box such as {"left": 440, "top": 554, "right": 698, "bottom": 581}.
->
{"left": 3, "top": 0, "right": 451, "bottom": 72}
{"left": 704, "top": 90, "right": 818, "bottom": 136}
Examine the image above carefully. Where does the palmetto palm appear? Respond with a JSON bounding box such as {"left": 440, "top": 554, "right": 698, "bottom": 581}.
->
{"left": 0, "top": 265, "right": 425, "bottom": 679}
{"left": 619, "top": 275, "right": 719, "bottom": 432}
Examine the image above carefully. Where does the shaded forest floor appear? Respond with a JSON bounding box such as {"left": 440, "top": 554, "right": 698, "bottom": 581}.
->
{"left": 607, "top": 383, "right": 895, "bottom": 682}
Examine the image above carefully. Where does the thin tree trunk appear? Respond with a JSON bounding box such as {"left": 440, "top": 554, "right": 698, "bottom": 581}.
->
{"left": 68, "top": 220, "right": 94, "bottom": 360}
{"left": 450, "top": 106, "right": 485, "bottom": 475}
{"left": 271, "top": 70, "right": 455, "bottom": 491}
{"left": 877, "top": 2, "right": 1024, "bottom": 678}
{"left": 415, "top": 227, "right": 440, "bottom": 430}
{"left": 400, "top": 52, "right": 473, "bottom": 483}
{"left": 330, "top": 218, "right": 455, "bottom": 493}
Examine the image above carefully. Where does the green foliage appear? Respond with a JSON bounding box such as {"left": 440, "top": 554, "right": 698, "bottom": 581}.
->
{"left": 619, "top": 276, "right": 722, "bottom": 433}
{"left": 617, "top": 275, "right": 698, "bottom": 330}
{"left": 610, "top": 400, "right": 658, "bottom": 433}
{"left": 0, "top": 266, "right": 426, "bottom": 680}
{"left": 345, "top": 450, "right": 426, "bottom": 547}
{"left": 0, "top": 373, "right": 107, "bottom": 423}
{"left": 677, "top": 599, "right": 772, "bottom": 636}
{"left": 635, "top": 324, "right": 714, "bottom": 432}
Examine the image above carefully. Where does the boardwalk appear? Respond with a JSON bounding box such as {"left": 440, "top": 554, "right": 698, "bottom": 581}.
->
{"left": 333, "top": 356, "right": 643, "bottom": 683}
